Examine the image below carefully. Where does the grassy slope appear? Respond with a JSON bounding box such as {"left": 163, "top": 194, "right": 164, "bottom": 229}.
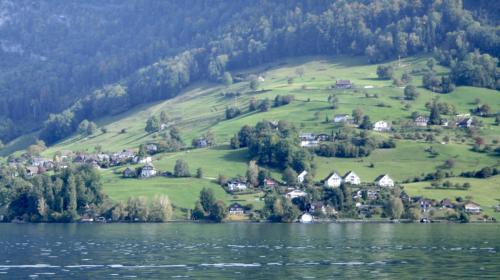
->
{"left": 404, "top": 175, "right": 500, "bottom": 220}
{"left": 22, "top": 54, "right": 499, "bottom": 211}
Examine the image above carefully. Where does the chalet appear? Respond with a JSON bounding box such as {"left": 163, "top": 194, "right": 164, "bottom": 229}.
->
{"left": 264, "top": 178, "right": 278, "bottom": 188}
{"left": 315, "top": 133, "right": 331, "bottom": 142}
{"left": 324, "top": 172, "right": 342, "bottom": 188}
{"left": 300, "top": 139, "right": 319, "bottom": 148}
{"left": 31, "top": 157, "right": 53, "bottom": 169}
{"left": 440, "top": 199, "right": 454, "bottom": 209}
{"left": 414, "top": 116, "right": 429, "bottom": 127}
{"left": 122, "top": 167, "right": 136, "bottom": 178}
{"left": 193, "top": 137, "right": 208, "bottom": 148}
{"left": 333, "top": 114, "right": 353, "bottom": 123}
{"left": 297, "top": 170, "right": 308, "bottom": 183}
{"left": 286, "top": 189, "right": 308, "bottom": 200}
{"left": 269, "top": 120, "right": 279, "bottom": 129}
{"left": 418, "top": 199, "right": 433, "bottom": 212}
{"left": 464, "top": 202, "right": 481, "bottom": 214}
{"left": 227, "top": 181, "right": 247, "bottom": 192}
{"left": 457, "top": 117, "right": 473, "bottom": 128}
{"left": 310, "top": 202, "right": 326, "bottom": 215}
{"left": 73, "top": 154, "right": 86, "bottom": 164}
{"left": 441, "top": 118, "right": 449, "bottom": 127}
{"left": 26, "top": 166, "right": 40, "bottom": 177}
{"left": 375, "top": 174, "right": 394, "bottom": 187}
{"left": 138, "top": 156, "right": 152, "bottom": 164}
{"left": 299, "top": 133, "right": 316, "bottom": 141}
{"left": 367, "top": 190, "right": 379, "bottom": 200}
{"left": 140, "top": 163, "right": 157, "bottom": 178}
{"left": 373, "top": 120, "right": 391, "bottom": 132}
{"left": 335, "top": 80, "right": 352, "bottom": 89}
{"left": 343, "top": 171, "right": 361, "bottom": 185}
{"left": 228, "top": 203, "right": 245, "bottom": 215}
{"left": 145, "top": 143, "right": 159, "bottom": 154}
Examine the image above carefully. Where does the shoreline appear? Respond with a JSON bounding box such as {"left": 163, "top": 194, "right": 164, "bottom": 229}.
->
{"left": 2, "top": 219, "right": 496, "bottom": 225}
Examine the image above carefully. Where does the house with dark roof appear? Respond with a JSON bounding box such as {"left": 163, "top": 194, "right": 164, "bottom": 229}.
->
{"left": 343, "top": 171, "right": 361, "bottom": 185}
{"left": 324, "top": 172, "right": 342, "bottom": 188}
{"left": 140, "top": 163, "right": 157, "bottom": 178}
{"left": 228, "top": 203, "right": 245, "bottom": 215}
{"left": 122, "top": 167, "right": 136, "bottom": 178}
{"left": 335, "top": 80, "right": 352, "bottom": 89}
{"left": 375, "top": 174, "right": 394, "bottom": 187}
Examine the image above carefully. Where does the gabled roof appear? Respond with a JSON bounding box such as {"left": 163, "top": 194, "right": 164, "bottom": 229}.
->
{"left": 343, "top": 170, "right": 358, "bottom": 178}
{"left": 325, "top": 171, "right": 341, "bottom": 180}
{"left": 374, "top": 174, "right": 390, "bottom": 181}
{"left": 229, "top": 202, "right": 244, "bottom": 209}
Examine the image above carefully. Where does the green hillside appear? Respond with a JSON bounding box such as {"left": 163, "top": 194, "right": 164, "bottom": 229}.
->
{"left": 24, "top": 55, "right": 498, "bottom": 217}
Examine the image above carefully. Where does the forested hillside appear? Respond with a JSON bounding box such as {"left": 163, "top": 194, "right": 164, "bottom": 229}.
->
{"left": 0, "top": 0, "right": 498, "bottom": 146}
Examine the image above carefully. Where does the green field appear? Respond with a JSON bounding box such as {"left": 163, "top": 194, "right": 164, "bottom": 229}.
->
{"left": 5, "top": 55, "right": 498, "bottom": 211}
{"left": 404, "top": 176, "right": 500, "bottom": 220}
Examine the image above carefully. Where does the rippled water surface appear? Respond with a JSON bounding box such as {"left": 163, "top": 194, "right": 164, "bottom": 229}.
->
{"left": 0, "top": 223, "right": 499, "bottom": 279}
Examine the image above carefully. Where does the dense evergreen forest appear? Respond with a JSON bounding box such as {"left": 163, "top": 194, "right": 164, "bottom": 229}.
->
{"left": 0, "top": 0, "right": 498, "bottom": 145}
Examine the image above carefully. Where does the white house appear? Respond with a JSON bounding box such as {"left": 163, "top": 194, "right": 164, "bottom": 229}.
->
{"left": 297, "top": 170, "right": 308, "bottom": 183}
{"left": 414, "top": 116, "right": 429, "bottom": 127}
{"left": 343, "top": 171, "right": 361, "bottom": 185}
{"left": 140, "top": 163, "right": 157, "bottom": 178}
{"left": 300, "top": 140, "right": 319, "bottom": 148}
{"left": 228, "top": 203, "right": 245, "bottom": 215}
{"left": 138, "top": 156, "right": 152, "bottom": 164}
{"left": 333, "top": 114, "right": 353, "bottom": 123}
{"left": 324, "top": 172, "right": 342, "bottom": 188}
{"left": 227, "top": 181, "right": 247, "bottom": 192}
{"left": 286, "top": 189, "right": 308, "bottom": 200}
{"left": 464, "top": 202, "right": 481, "bottom": 214}
{"left": 375, "top": 174, "right": 394, "bottom": 187}
{"left": 373, "top": 120, "right": 391, "bottom": 132}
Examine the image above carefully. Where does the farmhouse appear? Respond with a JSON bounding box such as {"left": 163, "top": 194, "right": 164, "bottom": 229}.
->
{"left": 122, "top": 167, "right": 135, "bottom": 178}
{"left": 299, "top": 133, "right": 316, "bottom": 141}
{"left": 300, "top": 139, "right": 319, "bottom": 148}
{"left": 31, "top": 157, "right": 54, "bottom": 169}
{"left": 324, "top": 172, "right": 342, "bottom": 188}
{"left": 375, "top": 174, "right": 394, "bottom": 187}
{"left": 464, "top": 202, "right": 481, "bottom": 214}
{"left": 373, "top": 120, "right": 391, "bottom": 132}
{"left": 310, "top": 202, "right": 326, "bottom": 215}
{"left": 297, "top": 170, "right": 308, "bottom": 183}
{"left": 343, "top": 171, "right": 361, "bottom": 185}
{"left": 140, "top": 163, "right": 157, "bottom": 178}
{"left": 145, "top": 143, "right": 159, "bottom": 154}
{"left": 228, "top": 203, "right": 245, "bottom": 215}
{"left": 264, "top": 178, "right": 278, "bottom": 188}
{"left": 26, "top": 166, "right": 40, "bottom": 177}
{"left": 315, "top": 133, "right": 331, "bottom": 141}
{"left": 227, "top": 180, "right": 247, "bottom": 192}
{"left": 286, "top": 189, "right": 308, "bottom": 200}
{"left": 335, "top": 80, "right": 352, "bottom": 89}
{"left": 457, "top": 117, "right": 473, "bottom": 128}
{"left": 333, "top": 114, "right": 353, "bottom": 123}
{"left": 193, "top": 137, "right": 208, "bottom": 148}
{"left": 414, "top": 116, "right": 429, "bottom": 127}
{"left": 440, "top": 199, "right": 454, "bottom": 209}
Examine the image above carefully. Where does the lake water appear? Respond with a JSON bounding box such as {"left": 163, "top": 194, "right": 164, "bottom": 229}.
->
{"left": 0, "top": 223, "right": 499, "bottom": 279}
